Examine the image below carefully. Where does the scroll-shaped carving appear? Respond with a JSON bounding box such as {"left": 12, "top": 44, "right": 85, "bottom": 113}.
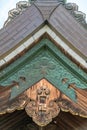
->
{"left": 67, "top": 83, "right": 87, "bottom": 117}
{"left": 65, "top": 3, "right": 78, "bottom": 11}
{"left": 73, "top": 11, "right": 86, "bottom": 23}
{"left": 25, "top": 81, "right": 60, "bottom": 126}
{"left": 0, "top": 79, "right": 87, "bottom": 127}
{"left": 0, "top": 81, "right": 25, "bottom": 115}
{"left": 0, "top": 82, "right": 19, "bottom": 107}
{"left": 0, "top": 92, "right": 28, "bottom": 115}
{"left": 24, "top": 79, "right": 87, "bottom": 126}
{"left": 4, "top": 1, "right": 30, "bottom": 26}
{"left": 16, "top": 1, "right": 30, "bottom": 10}
{"left": 65, "top": 3, "right": 87, "bottom": 25}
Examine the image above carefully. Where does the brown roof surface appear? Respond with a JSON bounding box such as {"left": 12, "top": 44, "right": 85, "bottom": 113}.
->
{"left": 0, "top": 5, "right": 44, "bottom": 57}
{"left": 49, "top": 5, "right": 87, "bottom": 57}
{"left": 0, "top": 0, "right": 87, "bottom": 58}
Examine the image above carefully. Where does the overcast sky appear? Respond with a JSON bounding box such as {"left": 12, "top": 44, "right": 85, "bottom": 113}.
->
{"left": 0, "top": 0, "right": 87, "bottom": 29}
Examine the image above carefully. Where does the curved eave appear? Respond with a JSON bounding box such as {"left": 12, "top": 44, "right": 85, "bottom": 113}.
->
{"left": 0, "top": 5, "right": 44, "bottom": 58}
{"left": 49, "top": 4, "right": 87, "bottom": 59}
{"left": 0, "top": 4, "right": 87, "bottom": 70}
{"left": 0, "top": 25, "right": 87, "bottom": 71}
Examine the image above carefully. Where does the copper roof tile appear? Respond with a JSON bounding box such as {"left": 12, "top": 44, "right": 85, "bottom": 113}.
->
{"left": 49, "top": 5, "right": 87, "bottom": 57}
{"left": 0, "top": 1, "right": 87, "bottom": 59}
{"left": 0, "top": 5, "right": 44, "bottom": 56}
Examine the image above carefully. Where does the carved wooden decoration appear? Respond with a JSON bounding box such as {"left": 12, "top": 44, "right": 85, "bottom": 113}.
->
{"left": 25, "top": 79, "right": 60, "bottom": 126}
{"left": 0, "top": 79, "right": 87, "bottom": 127}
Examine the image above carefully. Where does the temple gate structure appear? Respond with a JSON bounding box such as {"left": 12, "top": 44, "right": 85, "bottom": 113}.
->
{"left": 0, "top": 0, "right": 87, "bottom": 130}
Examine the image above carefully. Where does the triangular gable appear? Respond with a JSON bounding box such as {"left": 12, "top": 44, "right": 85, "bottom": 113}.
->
{"left": 0, "top": 2, "right": 87, "bottom": 61}
{"left": 0, "top": 1, "right": 87, "bottom": 128}
{"left": 0, "top": 38, "right": 87, "bottom": 101}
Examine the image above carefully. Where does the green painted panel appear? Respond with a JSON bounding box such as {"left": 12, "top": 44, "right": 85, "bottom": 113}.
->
{"left": 0, "top": 39, "right": 87, "bottom": 101}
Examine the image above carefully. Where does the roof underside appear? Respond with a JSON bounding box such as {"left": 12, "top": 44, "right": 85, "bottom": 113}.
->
{"left": 0, "top": 110, "right": 87, "bottom": 130}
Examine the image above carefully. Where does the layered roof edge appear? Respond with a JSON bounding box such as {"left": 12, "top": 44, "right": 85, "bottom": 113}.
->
{"left": 3, "top": 0, "right": 87, "bottom": 29}
{"left": 0, "top": 0, "right": 87, "bottom": 71}
{"left": 0, "top": 25, "right": 87, "bottom": 71}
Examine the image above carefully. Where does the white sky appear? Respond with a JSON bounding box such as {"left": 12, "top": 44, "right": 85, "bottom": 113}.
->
{"left": 0, "top": 0, "right": 87, "bottom": 29}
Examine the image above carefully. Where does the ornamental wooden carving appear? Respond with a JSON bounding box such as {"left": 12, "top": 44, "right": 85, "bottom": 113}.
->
{"left": 25, "top": 79, "right": 60, "bottom": 126}
{"left": 0, "top": 79, "right": 87, "bottom": 127}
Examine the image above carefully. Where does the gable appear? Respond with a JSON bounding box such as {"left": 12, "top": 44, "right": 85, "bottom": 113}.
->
{"left": 0, "top": 1, "right": 87, "bottom": 128}
{"left": 0, "top": 38, "right": 87, "bottom": 127}
{"left": 0, "top": 4, "right": 44, "bottom": 57}
{"left": 0, "top": 1, "right": 87, "bottom": 63}
{"left": 0, "top": 25, "right": 87, "bottom": 70}
{"left": 0, "top": 38, "right": 87, "bottom": 101}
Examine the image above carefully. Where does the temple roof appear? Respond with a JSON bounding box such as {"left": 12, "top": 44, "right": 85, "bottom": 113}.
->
{"left": 0, "top": 0, "right": 87, "bottom": 66}
{"left": 0, "top": 1, "right": 87, "bottom": 125}
{"left": 3, "top": 0, "right": 87, "bottom": 27}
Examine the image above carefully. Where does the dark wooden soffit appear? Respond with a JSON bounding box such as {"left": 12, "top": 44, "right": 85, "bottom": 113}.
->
{"left": 1, "top": 110, "right": 87, "bottom": 130}
{"left": 0, "top": 2, "right": 87, "bottom": 59}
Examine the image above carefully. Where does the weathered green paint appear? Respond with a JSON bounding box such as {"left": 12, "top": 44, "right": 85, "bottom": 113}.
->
{"left": 0, "top": 39, "right": 87, "bottom": 101}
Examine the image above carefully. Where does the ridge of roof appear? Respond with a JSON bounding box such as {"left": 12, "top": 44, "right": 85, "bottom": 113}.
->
{"left": 0, "top": 0, "right": 87, "bottom": 69}
{"left": 4, "top": 1, "right": 31, "bottom": 27}
{"left": 3, "top": 0, "right": 87, "bottom": 29}
{"left": 65, "top": 3, "right": 87, "bottom": 29}
{"left": 0, "top": 4, "right": 44, "bottom": 57}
